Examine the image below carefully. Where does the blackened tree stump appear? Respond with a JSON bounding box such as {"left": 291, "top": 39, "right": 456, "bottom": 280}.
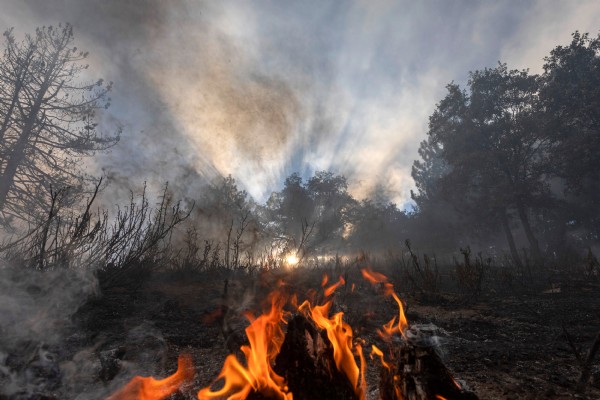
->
{"left": 379, "top": 338, "right": 478, "bottom": 400}
{"left": 245, "top": 314, "right": 478, "bottom": 400}
{"left": 274, "top": 314, "right": 359, "bottom": 400}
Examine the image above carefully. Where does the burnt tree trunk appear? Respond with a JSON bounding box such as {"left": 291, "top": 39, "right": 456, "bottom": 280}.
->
{"left": 500, "top": 209, "right": 523, "bottom": 269}
{"left": 379, "top": 339, "right": 478, "bottom": 400}
{"left": 515, "top": 199, "right": 542, "bottom": 264}
{"left": 274, "top": 314, "right": 358, "bottom": 400}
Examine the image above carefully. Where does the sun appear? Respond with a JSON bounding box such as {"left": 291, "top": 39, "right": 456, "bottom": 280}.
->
{"left": 285, "top": 253, "right": 299, "bottom": 266}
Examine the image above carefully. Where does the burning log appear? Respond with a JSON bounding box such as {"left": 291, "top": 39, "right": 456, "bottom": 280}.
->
{"left": 377, "top": 334, "right": 478, "bottom": 400}
{"left": 199, "top": 269, "right": 478, "bottom": 399}
{"left": 274, "top": 314, "right": 359, "bottom": 400}
{"left": 199, "top": 281, "right": 366, "bottom": 400}
{"left": 198, "top": 292, "right": 293, "bottom": 400}
{"left": 361, "top": 267, "right": 478, "bottom": 399}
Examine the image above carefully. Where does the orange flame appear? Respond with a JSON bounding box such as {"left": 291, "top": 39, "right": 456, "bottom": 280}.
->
{"left": 111, "top": 270, "right": 429, "bottom": 399}
{"left": 371, "top": 344, "right": 402, "bottom": 399}
{"left": 356, "top": 343, "right": 367, "bottom": 398}
{"left": 108, "top": 354, "right": 194, "bottom": 400}
{"left": 360, "top": 267, "right": 388, "bottom": 285}
{"left": 360, "top": 268, "right": 409, "bottom": 338}
{"left": 389, "top": 292, "right": 409, "bottom": 336}
{"left": 435, "top": 396, "right": 448, "bottom": 400}
{"left": 299, "top": 300, "right": 365, "bottom": 400}
{"left": 323, "top": 275, "right": 346, "bottom": 297}
{"left": 198, "top": 292, "right": 291, "bottom": 400}
{"left": 370, "top": 345, "right": 392, "bottom": 370}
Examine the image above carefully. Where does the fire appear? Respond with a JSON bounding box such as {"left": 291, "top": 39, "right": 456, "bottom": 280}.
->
{"left": 321, "top": 273, "right": 329, "bottom": 287}
{"left": 299, "top": 300, "right": 366, "bottom": 400}
{"left": 323, "top": 275, "right": 346, "bottom": 297}
{"left": 371, "top": 345, "right": 392, "bottom": 370}
{"left": 361, "top": 267, "right": 409, "bottom": 338}
{"left": 107, "top": 354, "right": 194, "bottom": 400}
{"left": 198, "top": 276, "right": 366, "bottom": 399}
{"left": 356, "top": 343, "right": 367, "bottom": 398}
{"left": 114, "top": 267, "right": 422, "bottom": 399}
{"left": 360, "top": 267, "right": 388, "bottom": 285}
{"left": 198, "top": 292, "right": 292, "bottom": 400}
{"left": 199, "top": 274, "right": 369, "bottom": 399}
{"left": 452, "top": 376, "right": 462, "bottom": 389}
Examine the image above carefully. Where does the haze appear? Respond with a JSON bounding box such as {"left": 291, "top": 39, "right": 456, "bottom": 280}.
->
{"left": 1, "top": 0, "right": 599, "bottom": 206}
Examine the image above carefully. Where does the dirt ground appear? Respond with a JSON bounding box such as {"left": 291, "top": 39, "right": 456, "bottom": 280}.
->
{"left": 64, "top": 266, "right": 600, "bottom": 399}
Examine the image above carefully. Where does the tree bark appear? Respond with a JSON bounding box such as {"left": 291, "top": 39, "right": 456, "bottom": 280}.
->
{"left": 500, "top": 210, "right": 523, "bottom": 268}
{"left": 515, "top": 199, "right": 542, "bottom": 264}
{"left": 379, "top": 339, "right": 478, "bottom": 400}
{"left": 0, "top": 46, "right": 35, "bottom": 144}
{"left": 0, "top": 48, "right": 56, "bottom": 213}
{"left": 0, "top": 94, "right": 45, "bottom": 212}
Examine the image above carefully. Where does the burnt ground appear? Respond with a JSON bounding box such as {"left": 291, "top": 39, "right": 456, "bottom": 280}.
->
{"left": 408, "top": 286, "right": 600, "bottom": 399}
{"left": 6, "top": 264, "right": 599, "bottom": 399}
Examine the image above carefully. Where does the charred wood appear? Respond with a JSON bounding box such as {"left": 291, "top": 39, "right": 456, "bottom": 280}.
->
{"left": 379, "top": 339, "right": 478, "bottom": 400}
{"left": 274, "top": 314, "right": 358, "bottom": 400}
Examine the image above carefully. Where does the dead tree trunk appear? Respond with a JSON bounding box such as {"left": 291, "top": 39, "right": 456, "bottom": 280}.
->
{"left": 501, "top": 209, "right": 523, "bottom": 269}
{"left": 515, "top": 199, "right": 542, "bottom": 264}
{"left": 274, "top": 314, "right": 358, "bottom": 400}
{"left": 379, "top": 339, "right": 478, "bottom": 400}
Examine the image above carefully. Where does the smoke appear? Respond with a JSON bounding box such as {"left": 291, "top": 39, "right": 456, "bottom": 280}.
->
{"left": 0, "top": 264, "right": 99, "bottom": 397}
{"left": 3, "top": 0, "right": 600, "bottom": 206}
{"left": 0, "top": 266, "right": 98, "bottom": 347}
{"left": 0, "top": 259, "right": 178, "bottom": 399}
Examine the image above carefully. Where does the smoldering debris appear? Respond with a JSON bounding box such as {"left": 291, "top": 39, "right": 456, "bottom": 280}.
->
{"left": 0, "top": 265, "right": 98, "bottom": 397}
{"left": 0, "top": 262, "right": 178, "bottom": 399}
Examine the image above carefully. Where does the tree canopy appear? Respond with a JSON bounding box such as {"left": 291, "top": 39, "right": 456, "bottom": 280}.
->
{"left": 411, "top": 31, "right": 600, "bottom": 261}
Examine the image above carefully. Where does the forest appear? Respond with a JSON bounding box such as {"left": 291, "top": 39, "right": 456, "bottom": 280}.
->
{"left": 1, "top": 26, "right": 599, "bottom": 275}
{"left": 0, "top": 23, "right": 599, "bottom": 400}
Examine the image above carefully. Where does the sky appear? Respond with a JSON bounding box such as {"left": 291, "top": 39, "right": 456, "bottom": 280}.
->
{"left": 1, "top": 0, "right": 599, "bottom": 209}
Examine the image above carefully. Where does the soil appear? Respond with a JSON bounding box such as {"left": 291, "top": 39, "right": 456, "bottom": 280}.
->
{"left": 11, "top": 265, "right": 600, "bottom": 399}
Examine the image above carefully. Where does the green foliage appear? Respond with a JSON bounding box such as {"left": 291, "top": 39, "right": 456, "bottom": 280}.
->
{"left": 541, "top": 32, "right": 600, "bottom": 241}
{"left": 411, "top": 31, "right": 600, "bottom": 261}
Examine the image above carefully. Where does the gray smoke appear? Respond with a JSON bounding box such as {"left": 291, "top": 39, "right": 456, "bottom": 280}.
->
{"left": 0, "top": 264, "right": 98, "bottom": 397}
{"left": 2, "top": 0, "right": 598, "bottom": 206}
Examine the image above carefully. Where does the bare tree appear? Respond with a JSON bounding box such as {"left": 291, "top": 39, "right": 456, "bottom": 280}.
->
{"left": 0, "top": 24, "right": 119, "bottom": 226}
